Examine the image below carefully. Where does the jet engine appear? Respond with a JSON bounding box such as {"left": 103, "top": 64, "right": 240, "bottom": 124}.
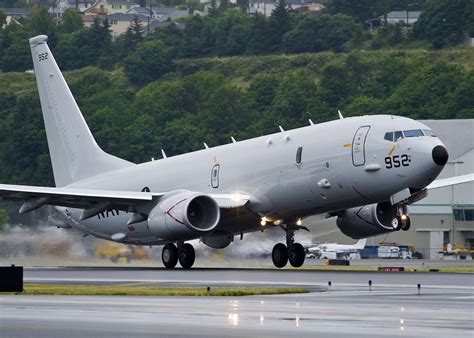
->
{"left": 201, "top": 231, "right": 234, "bottom": 249}
{"left": 148, "top": 191, "right": 220, "bottom": 241}
{"left": 336, "top": 202, "right": 398, "bottom": 239}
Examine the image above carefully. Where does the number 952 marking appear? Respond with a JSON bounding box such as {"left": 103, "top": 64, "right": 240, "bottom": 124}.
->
{"left": 385, "top": 154, "right": 410, "bottom": 169}
{"left": 38, "top": 52, "right": 48, "bottom": 61}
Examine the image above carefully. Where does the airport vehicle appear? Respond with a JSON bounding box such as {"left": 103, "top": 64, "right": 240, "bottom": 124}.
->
{"left": 306, "top": 239, "right": 366, "bottom": 259}
{"left": 0, "top": 35, "right": 472, "bottom": 269}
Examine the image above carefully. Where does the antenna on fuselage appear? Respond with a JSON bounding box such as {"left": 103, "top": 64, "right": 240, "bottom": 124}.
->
{"left": 161, "top": 149, "right": 167, "bottom": 159}
{"left": 231, "top": 136, "right": 237, "bottom": 143}
{"left": 308, "top": 119, "right": 314, "bottom": 126}
{"left": 279, "top": 126, "right": 285, "bottom": 132}
{"left": 203, "top": 142, "right": 209, "bottom": 149}
{"left": 338, "top": 110, "right": 344, "bottom": 119}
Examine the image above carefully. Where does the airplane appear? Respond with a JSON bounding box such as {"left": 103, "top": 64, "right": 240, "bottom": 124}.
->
{"left": 0, "top": 35, "right": 473, "bottom": 269}
{"left": 306, "top": 239, "right": 367, "bottom": 259}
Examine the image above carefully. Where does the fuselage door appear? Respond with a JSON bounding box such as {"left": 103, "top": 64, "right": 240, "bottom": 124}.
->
{"left": 352, "top": 126, "right": 370, "bottom": 166}
{"left": 211, "top": 164, "right": 220, "bottom": 188}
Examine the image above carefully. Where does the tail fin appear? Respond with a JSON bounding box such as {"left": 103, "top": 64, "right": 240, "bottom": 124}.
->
{"left": 355, "top": 239, "right": 367, "bottom": 249}
{"left": 29, "top": 35, "right": 133, "bottom": 187}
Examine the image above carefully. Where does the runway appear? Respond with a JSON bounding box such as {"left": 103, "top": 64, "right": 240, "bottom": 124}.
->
{"left": 22, "top": 266, "right": 474, "bottom": 289}
{"left": 1, "top": 268, "right": 473, "bottom": 337}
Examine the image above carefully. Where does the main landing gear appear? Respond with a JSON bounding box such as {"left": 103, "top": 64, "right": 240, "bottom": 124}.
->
{"left": 162, "top": 242, "right": 195, "bottom": 269}
{"left": 272, "top": 227, "right": 306, "bottom": 268}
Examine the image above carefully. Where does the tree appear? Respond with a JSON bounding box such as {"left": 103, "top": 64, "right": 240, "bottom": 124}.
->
{"left": 61, "top": 9, "right": 83, "bottom": 33}
{"left": 0, "top": 208, "right": 9, "bottom": 230}
{"left": 28, "top": 6, "right": 56, "bottom": 37}
{"left": 267, "top": 0, "right": 291, "bottom": 51}
{"left": 0, "top": 10, "right": 6, "bottom": 27}
{"left": 283, "top": 14, "right": 359, "bottom": 53}
{"left": 1, "top": 39, "right": 32, "bottom": 71}
{"left": 124, "top": 40, "right": 175, "bottom": 86}
{"left": 413, "top": 0, "right": 474, "bottom": 48}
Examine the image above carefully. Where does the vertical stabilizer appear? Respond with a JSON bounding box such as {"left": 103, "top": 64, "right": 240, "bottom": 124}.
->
{"left": 29, "top": 35, "right": 133, "bottom": 187}
{"left": 355, "top": 239, "right": 367, "bottom": 249}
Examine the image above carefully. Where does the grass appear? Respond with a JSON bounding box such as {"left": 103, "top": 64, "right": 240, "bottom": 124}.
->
{"left": 16, "top": 284, "right": 308, "bottom": 296}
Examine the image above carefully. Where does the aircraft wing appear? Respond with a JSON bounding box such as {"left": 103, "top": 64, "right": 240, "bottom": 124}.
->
{"left": 0, "top": 184, "right": 251, "bottom": 214}
{"left": 0, "top": 184, "right": 162, "bottom": 212}
{"left": 427, "top": 173, "right": 474, "bottom": 190}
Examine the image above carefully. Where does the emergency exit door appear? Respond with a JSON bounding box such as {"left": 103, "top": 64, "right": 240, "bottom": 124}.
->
{"left": 352, "top": 126, "right": 370, "bottom": 166}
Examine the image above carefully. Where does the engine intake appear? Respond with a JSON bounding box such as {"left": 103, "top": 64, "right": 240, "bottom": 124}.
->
{"left": 336, "top": 202, "right": 397, "bottom": 239}
{"left": 148, "top": 191, "right": 220, "bottom": 241}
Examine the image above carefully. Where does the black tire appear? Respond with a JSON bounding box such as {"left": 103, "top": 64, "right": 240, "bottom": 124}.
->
{"left": 178, "top": 243, "right": 196, "bottom": 269}
{"left": 401, "top": 216, "right": 411, "bottom": 231}
{"left": 288, "top": 243, "right": 305, "bottom": 268}
{"left": 391, "top": 216, "right": 401, "bottom": 231}
{"left": 162, "top": 243, "right": 178, "bottom": 269}
{"left": 272, "top": 243, "right": 288, "bottom": 268}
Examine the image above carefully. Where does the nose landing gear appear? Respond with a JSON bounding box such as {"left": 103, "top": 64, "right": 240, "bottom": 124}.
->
{"left": 392, "top": 204, "right": 411, "bottom": 232}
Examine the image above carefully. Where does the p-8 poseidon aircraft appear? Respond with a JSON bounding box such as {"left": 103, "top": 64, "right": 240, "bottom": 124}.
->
{"left": 0, "top": 36, "right": 472, "bottom": 269}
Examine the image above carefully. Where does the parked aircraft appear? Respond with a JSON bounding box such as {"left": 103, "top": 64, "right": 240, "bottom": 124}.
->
{"left": 306, "top": 239, "right": 366, "bottom": 259}
{"left": 0, "top": 35, "right": 472, "bottom": 269}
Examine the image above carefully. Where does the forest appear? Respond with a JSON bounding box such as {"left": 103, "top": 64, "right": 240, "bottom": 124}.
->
{"left": 0, "top": 0, "right": 473, "bottom": 194}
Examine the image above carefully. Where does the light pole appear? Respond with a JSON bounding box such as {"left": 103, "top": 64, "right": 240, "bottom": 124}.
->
{"left": 406, "top": 2, "right": 419, "bottom": 26}
{"left": 447, "top": 160, "right": 464, "bottom": 247}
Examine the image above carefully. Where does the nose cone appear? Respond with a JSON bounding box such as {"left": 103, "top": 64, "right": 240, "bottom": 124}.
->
{"left": 432, "top": 145, "right": 449, "bottom": 166}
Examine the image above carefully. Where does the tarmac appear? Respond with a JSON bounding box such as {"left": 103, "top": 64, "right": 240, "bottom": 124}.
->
{"left": 1, "top": 267, "right": 473, "bottom": 337}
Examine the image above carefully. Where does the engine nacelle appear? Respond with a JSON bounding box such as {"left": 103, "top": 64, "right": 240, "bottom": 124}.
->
{"left": 336, "top": 202, "right": 397, "bottom": 239}
{"left": 148, "top": 191, "right": 220, "bottom": 241}
{"left": 201, "top": 231, "right": 234, "bottom": 249}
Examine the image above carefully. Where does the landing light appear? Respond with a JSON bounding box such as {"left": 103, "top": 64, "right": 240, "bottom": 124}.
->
{"left": 261, "top": 217, "right": 268, "bottom": 226}
{"left": 401, "top": 214, "right": 408, "bottom": 221}
{"left": 296, "top": 218, "right": 302, "bottom": 226}
{"left": 274, "top": 219, "right": 282, "bottom": 226}
{"left": 231, "top": 194, "right": 242, "bottom": 202}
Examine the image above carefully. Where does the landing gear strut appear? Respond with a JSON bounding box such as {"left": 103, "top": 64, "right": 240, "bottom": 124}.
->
{"left": 271, "top": 226, "right": 306, "bottom": 268}
{"left": 162, "top": 242, "right": 196, "bottom": 269}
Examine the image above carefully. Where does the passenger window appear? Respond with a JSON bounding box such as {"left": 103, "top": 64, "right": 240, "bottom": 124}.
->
{"left": 423, "top": 129, "right": 436, "bottom": 137}
{"left": 296, "top": 146, "right": 303, "bottom": 165}
{"left": 384, "top": 132, "right": 394, "bottom": 142}
{"left": 403, "top": 129, "right": 424, "bottom": 137}
{"left": 394, "top": 131, "right": 404, "bottom": 141}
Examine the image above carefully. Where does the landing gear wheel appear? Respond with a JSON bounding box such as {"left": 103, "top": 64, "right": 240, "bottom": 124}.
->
{"left": 272, "top": 243, "right": 288, "bottom": 268}
{"left": 391, "top": 216, "right": 401, "bottom": 231}
{"left": 162, "top": 243, "right": 178, "bottom": 269}
{"left": 178, "top": 243, "right": 195, "bottom": 269}
{"left": 288, "top": 243, "right": 305, "bottom": 268}
{"left": 401, "top": 216, "right": 411, "bottom": 231}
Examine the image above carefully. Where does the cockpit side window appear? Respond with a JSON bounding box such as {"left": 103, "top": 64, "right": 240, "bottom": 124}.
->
{"left": 394, "top": 131, "right": 404, "bottom": 141}
{"left": 403, "top": 129, "right": 424, "bottom": 137}
{"left": 384, "top": 132, "right": 394, "bottom": 142}
{"left": 423, "top": 129, "right": 436, "bottom": 137}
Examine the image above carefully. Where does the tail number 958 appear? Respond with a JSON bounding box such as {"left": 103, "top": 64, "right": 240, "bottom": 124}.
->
{"left": 385, "top": 154, "right": 410, "bottom": 169}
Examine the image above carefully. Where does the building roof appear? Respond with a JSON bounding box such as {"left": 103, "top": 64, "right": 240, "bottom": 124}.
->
{"left": 127, "top": 7, "right": 155, "bottom": 16}
{"left": 385, "top": 10, "right": 421, "bottom": 20}
{"left": 0, "top": 7, "right": 31, "bottom": 16}
{"left": 420, "top": 119, "right": 474, "bottom": 161}
{"left": 107, "top": 13, "right": 148, "bottom": 21}
{"left": 67, "top": 0, "right": 96, "bottom": 4}
{"left": 107, "top": 0, "right": 139, "bottom": 4}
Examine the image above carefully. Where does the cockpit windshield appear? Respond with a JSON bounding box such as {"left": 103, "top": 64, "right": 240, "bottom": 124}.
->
{"left": 384, "top": 129, "right": 435, "bottom": 142}
{"left": 403, "top": 129, "right": 424, "bottom": 137}
{"left": 423, "top": 129, "right": 436, "bottom": 137}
